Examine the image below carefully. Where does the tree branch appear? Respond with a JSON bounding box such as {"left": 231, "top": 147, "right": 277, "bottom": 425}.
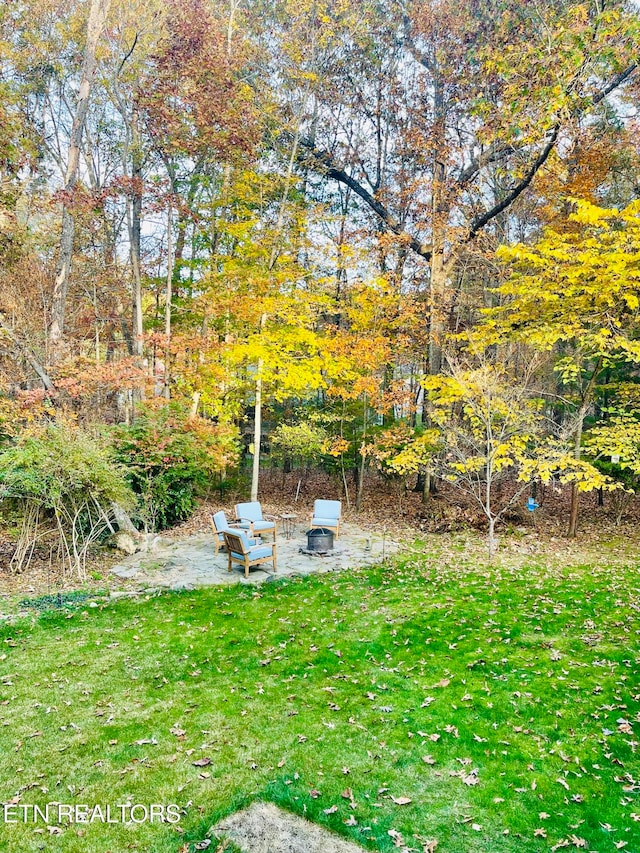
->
{"left": 0, "top": 316, "right": 55, "bottom": 391}
{"left": 467, "top": 63, "right": 637, "bottom": 241}
{"left": 467, "top": 123, "right": 561, "bottom": 240}
{"left": 298, "top": 139, "right": 432, "bottom": 261}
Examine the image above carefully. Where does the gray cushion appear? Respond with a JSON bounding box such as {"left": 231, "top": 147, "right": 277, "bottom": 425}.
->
{"left": 231, "top": 545, "right": 273, "bottom": 562}
{"left": 312, "top": 517, "right": 338, "bottom": 527}
{"left": 251, "top": 519, "right": 275, "bottom": 531}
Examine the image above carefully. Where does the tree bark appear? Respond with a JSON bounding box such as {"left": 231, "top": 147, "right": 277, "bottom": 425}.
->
{"left": 163, "top": 202, "right": 174, "bottom": 399}
{"left": 568, "top": 358, "right": 603, "bottom": 538}
{"left": 355, "top": 393, "right": 368, "bottom": 512}
{"left": 567, "top": 413, "right": 585, "bottom": 538}
{"left": 49, "top": 0, "right": 111, "bottom": 363}
{"left": 428, "top": 67, "right": 448, "bottom": 376}
{"left": 250, "top": 319, "right": 265, "bottom": 503}
{"left": 488, "top": 515, "right": 497, "bottom": 561}
{"left": 130, "top": 102, "right": 144, "bottom": 358}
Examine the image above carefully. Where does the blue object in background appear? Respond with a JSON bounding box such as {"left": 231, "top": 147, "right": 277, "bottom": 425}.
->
{"left": 527, "top": 497, "right": 539, "bottom": 512}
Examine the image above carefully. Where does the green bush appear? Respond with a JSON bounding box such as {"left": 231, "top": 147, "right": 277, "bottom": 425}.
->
{"left": 0, "top": 424, "right": 134, "bottom": 576}
{"left": 269, "top": 421, "right": 327, "bottom": 467}
{"left": 111, "top": 402, "right": 239, "bottom": 531}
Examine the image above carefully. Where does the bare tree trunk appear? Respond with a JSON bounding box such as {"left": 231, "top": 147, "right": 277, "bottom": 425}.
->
{"left": 488, "top": 515, "right": 497, "bottom": 561}
{"left": 568, "top": 408, "right": 586, "bottom": 538}
{"left": 250, "top": 372, "right": 263, "bottom": 502}
{"left": 422, "top": 468, "right": 431, "bottom": 504}
{"left": 250, "top": 315, "right": 266, "bottom": 503}
{"left": 131, "top": 103, "right": 144, "bottom": 358}
{"left": 428, "top": 69, "right": 448, "bottom": 376}
{"left": 249, "top": 133, "right": 301, "bottom": 502}
{"left": 355, "top": 393, "right": 368, "bottom": 512}
{"left": 49, "top": 0, "right": 111, "bottom": 363}
{"left": 568, "top": 358, "right": 602, "bottom": 537}
{"left": 163, "top": 203, "right": 174, "bottom": 399}
{"left": 429, "top": 248, "right": 446, "bottom": 375}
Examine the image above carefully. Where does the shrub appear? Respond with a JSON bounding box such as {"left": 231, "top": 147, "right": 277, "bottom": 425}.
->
{"left": 269, "top": 421, "right": 327, "bottom": 468}
{"left": 111, "top": 402, "right": 239, "bottom": 531}
{"left": 0, "top": 424, "right": 134, "bottom": 577}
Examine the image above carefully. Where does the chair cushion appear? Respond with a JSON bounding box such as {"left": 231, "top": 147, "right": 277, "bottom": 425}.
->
{"left": 226, "top": 530, "right": 253, "bottom": 550}
{"left": 212, "top": 510, "right": 228, "bottom": 532}
{"left": 231, "top": 545, "right": 273, "bottom": 561}
{"left": 312, "top": 517, "right": 338, "bottom": 527}
{"left": 251, "top": 519, "right": 275, "bottom": 531}
{"left": 313, "top": 500, "right": 341, "bottom": 519}
{"left": 235, "top": 502, "right": 263, "bottom": 522}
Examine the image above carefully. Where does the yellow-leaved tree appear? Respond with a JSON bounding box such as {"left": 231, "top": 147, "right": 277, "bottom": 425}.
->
{"left": 423, "top": 361, "right": 615, "bottom": 559}
{"left": 475, "top": 199, "right": 640, "bottom": 536}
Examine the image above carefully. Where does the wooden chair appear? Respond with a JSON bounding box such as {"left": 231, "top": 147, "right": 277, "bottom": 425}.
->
{"left": 222, "top": 530, "right": 277, "bottom": 578}
{"left": 309, "top": 499, "right": 342, "bottom": 537}
{"left": 209, "top": 510, "right": 255, "bottom": 555}
{"left": 234, "top": 501, "right": 277, "bottom": 541}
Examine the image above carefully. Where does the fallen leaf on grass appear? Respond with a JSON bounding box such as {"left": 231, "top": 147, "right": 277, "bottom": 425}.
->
{"left": 323, "top": 805, "right": 338, "bottom": 815}
{"left": 423, "top": 841, "right": 438, "bottom": 853}
{"left": 191, "top": 757, "right": 212, "bottom": 767}
{"left": 391, "top": 795, "right": 412, "bottom": 805}
{"left": 461, "top": 770, "right": 479, "bottom": 786}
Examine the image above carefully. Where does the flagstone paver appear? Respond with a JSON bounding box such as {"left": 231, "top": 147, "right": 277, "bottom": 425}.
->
{"left": 110, "top": 522, "right": 399, "bottom": 590}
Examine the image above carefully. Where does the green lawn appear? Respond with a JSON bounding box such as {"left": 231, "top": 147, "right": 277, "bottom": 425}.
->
{"left": 0, "top": 544, "right": 638, "bottom": 852}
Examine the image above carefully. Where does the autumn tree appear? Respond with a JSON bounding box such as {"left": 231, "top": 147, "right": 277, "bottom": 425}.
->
{"left": 295, "top": 0, "right": 639, "bottom": 374}
{"left": 423, "top": 360, "right": 614, "bottom": 557}
{"left": 476, "top": 199, "right": 640, "bottom": 536}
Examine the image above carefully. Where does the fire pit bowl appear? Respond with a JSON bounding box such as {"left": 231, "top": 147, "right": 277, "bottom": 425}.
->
{"left": 306, "top": 527, "right": 334, "bottom": 553}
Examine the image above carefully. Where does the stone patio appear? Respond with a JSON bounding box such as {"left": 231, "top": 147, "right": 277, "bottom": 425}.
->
{"left": 110, "top": 522, "right": 399, "bottom": 591}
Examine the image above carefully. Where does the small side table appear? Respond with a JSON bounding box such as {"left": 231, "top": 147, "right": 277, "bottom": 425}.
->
{"left": 280, "top": 513, "right": 298, "bottom": 540}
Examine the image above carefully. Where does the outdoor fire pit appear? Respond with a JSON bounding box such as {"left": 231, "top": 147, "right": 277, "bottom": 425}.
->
{"left": 305, "top": 527, "right": 334, "bottom": 554}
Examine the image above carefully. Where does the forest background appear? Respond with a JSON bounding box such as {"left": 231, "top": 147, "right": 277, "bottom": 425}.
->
{"left": 1, "top": 0, "right": 640, "bottom": 573}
